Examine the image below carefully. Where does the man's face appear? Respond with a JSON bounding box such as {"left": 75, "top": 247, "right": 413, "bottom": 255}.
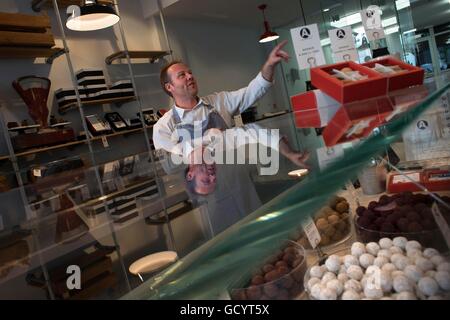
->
{"left": 186, "top": 163, "right": 217, "bottom": 195}
{"left": 166, "top": 63, "right": 198, "bottom": 100}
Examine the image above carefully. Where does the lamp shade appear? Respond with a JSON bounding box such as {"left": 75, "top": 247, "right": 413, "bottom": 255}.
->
{"left": 258, "top": 4, "right": 279, "bottom": 43}
{"left": 66, "top": 1, "right": 120, "bottom": 31}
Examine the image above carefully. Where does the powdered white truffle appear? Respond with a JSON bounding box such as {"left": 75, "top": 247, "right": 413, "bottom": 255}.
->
{"left": 396, "top": 291, "right": 417, "bottom": 300}
{"left": 379, "top": 238, "right": 393, "bottom": 249}
{"left": 342, "top": 290, "right": 360, "bottom": 300}
{"left": 418, "top": 277, "right": 439, "bottom": 297}
{"left": 344, "top": 255, "right": 359, "bottom": 268}
{"left": 351, "top": 242, "right": 366, "bottom": 257}
{"left": 359, "top": 253, "right": 375, "bottom": 269}
{"left": 344, "top": 279, "right": 362, "bottom": 292}
{"left": 404, "top": 265, "right": 423, "bottom": 283}
{"left": 406, "top": 249, "right": 422, "bottom": 259}
{"left": 379, "top": 271, "right": 393, "bottom": 293}
{"left": 393, "top": 237, "right": 408, "bottom": 249}
{"left": 339, "top": 265, "right": 347, "bottom": 275}
{"left": 325, "top": 255, "right": 342, "bottom": 273}
{"left": 390, "top": 246, "right": 403, "bottom": 255}
{"left": 437, "top": 262, "right": 450, "bottom": 273}
{"left": 311, "top": 283, "right": 324, "bottom": 300}
{"left": 319, "top": 287, "right": 337, "bottom": 300}
{"left": 377, "top": 249, "right": 392, "bottom": 260}
{"left": 310, "top": 265, "right": 325, "bottom": 278}
{"left": 364, "top": 285, "right": 383, "bottom": 299}
{"left": 392, "top": 270, "right": 405, "bottom": 278}
{"left": 322, "top": 272, "right": 337, "bottom": 283}
{"left": 434, "top": 271, "right": 450, "bottom": 291}
{"left": 428, "top": 295, "right": 444, "bottom": 300}
{"left": 394, "top": 256, "right": 411, "bottom": 270}
{"left": 347, "top": 265, "right": 364, "bottom": 281}
{"left": 326, "top": 279, "right": 344, "bottom": 296}
{"left": 415, "top": 257, "right": 434, "bottom": 272}
{"left": 390, "top": 253, "right": 404, "bottom": 264}
{"left": 366, "top": 242, "right": 380, "bottom": 256}
{"left": 430, "top": 255, "right": 446, "bottom": 267}
{"left": 307, "top": 277, "right": 321, "bottom": 291}
{"left": 425, "top": 270, "right": 436, "bottom": 278}
{"left": 405, "top": 240, "right": 422, "bottom": 252}
{"left": 366, "top": 265, "right": 381, "bottom": 276}
{"left": 393, "top": 275, "right": 413, "bottom": 293}
{"left": 337, "top": 273, "right": 349, "bottom": 283}
{"left": 381, "top": 263, "right": 397, "bottom": 273}
{"left": 374, "top": 257, "right": 389, "bottom": 268}
{"left": 423, "top": 248, "right": 440, "bottom": 259}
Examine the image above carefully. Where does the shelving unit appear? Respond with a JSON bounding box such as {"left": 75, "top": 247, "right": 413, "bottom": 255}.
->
{"left": 0, "top": 47, "right": 65, "bottom": 64}
{"left": 105, "top": 50, "right": 171, "bottom": 65}
{"left": 58, "top": 95, "right": 137, "bottom": 114}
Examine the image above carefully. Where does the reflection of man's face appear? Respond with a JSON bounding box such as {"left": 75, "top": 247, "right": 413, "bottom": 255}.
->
{"left": 186, "top": 163, "right": 217, "bottom": 195}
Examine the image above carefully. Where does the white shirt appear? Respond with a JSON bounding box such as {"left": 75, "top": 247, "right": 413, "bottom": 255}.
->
{"left": 153, "top": 72, "right": 273, "bottom": 156}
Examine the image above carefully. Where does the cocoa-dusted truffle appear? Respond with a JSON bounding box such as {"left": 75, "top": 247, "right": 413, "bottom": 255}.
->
{"left": 406, "top": 211, "right": 421, "bottom": 222}
{"left": 251, "top": 275, "right": 265, "bottom": 285}
{"left": 407, "top": 222, "right": 423, "bottom": 232}
{"left": 368, "top": 201, "right": 379, "bottom": 211}
{"left": 396, "top": 218, "right": 409, "bottom": 232}
{"left": 356, "top": 206, "right": 366, "bottom": 216}
{"left": 247, "top": 286, "right": 262, "bottom": 299}
{"left": 380, "top": 222, "right": 396, "bottom": 233}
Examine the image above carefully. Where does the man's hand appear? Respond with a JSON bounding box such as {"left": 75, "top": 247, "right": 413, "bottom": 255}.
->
{"left": 262, "top": 40, "right": 290, "bottom": 82}
{"left": 286, "top": 151, "right": 310, "bottom": 169}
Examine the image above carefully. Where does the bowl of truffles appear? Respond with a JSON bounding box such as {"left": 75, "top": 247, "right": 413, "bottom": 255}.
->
{"left": 229, "top": 241, "right": 307, "bottom": 300}
{"left": 354, "top": 192, "right": 450, "bottom": 252}
{"left": 304, "top": 237, "right": 450, "bottom": 300}
{"left": 294, "top": 196, "right": 353, "bottom": 252}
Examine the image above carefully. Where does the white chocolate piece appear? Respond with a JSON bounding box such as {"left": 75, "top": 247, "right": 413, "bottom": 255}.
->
{"left": 322, "top": 272, "right": 337, "bottom": 283}
{"left": 425, "top": 270, "right": 437, "bottom": 278}
{"left": 307, "top": 277, "right": 321, "bottom": 291}
{"left": 406, "top": 249, "right": 422, "bottom": 259}
{"left": 404, "top": 265, "right": 423, "bottom": 283}
{"left": 366, "top": 265, "right": 381, "bottom": 276}
{"left": 359, "top": 253, "right": 375, "bottom": 269}
{"left": 418, "top": 277, "right": 439, "bottom": 297}
{"left": 311, "top": 283, "right": 325, "bottom": 300}
{"left": 327, "top": 279, "right": 344, "bottom": 296}
{"left": 423, "top": 248, "right": 439, "bottom": 259}
{"left": 342, "top": 290, "right": 360, "bottom": 300}
{"left": 347, "top": 265, "right": 364, "bottom": 281}
{"left": 434, "top": 271, "right": 450, "bottom": 291}
{"left": 393, "top": 275, "right": 413, "bottom": 293}
{"left": 390, "top": 246, "right": 403, "bottom": 255}
{"left": 379, "top": 238, "right": 393, "bottom": 249}
{"left": 351, "top": 242, "right": 366, "bottom": 257}
{"left": 338, "top": 273, "right": 349, "bottom": 283}
{"left": 437, "top": 262, "right": 450, "bottom": 273}
{"left": 405, "top": 240, "right": 422, "bottom": 252}
{"left": 382, "top": 263, "right": 397, "bottom": 273}
{"left": 396, "top": 291, "right": 417, "bottom": 300}
{"left": 366, "top": 242, "right": 380, "bottom": 256}
{"left": 377, "top": 249, "right": 392, "bottom": 260}
{"left": 310, "top": 265, "right": 325, "bottom": 278}
{"left": 319, "top": 287, "right": 338, "bottom": 300}
{"left": 415, "top": 257, "right": 434, "bottom": 272}
{"left": 430, "top": 255, "right": 446, "bottom": 267}
{"left": 393, "top": 237, "right": 408, "bottom": 249}
{"left": 343, "top": 255, "right": 359, "bottom": 268}
{"left": 394, "top": 256, "right": 411, "bottom": 270}
{"left": 344, "top": 279, "right": 363, "bottom": 292}
{"left": 392, "top": 270, "right": 405, "bottom": 278}
{"left": 338, "top": 265, "right": 347, "bottom": 275}
{"left": 364, "top": 285, "right": 383, "bottom": 299}
{"left": 325, "top": 255, "right": 341, "bottom": 273}
{"left": 374, "top": 257, "right": 389, "bottom": 268}
{"left": 390, "top": 253, "right": 404, "bottom": 264}
{"left": 379, "top": 271, "right": 393, "bottom": 293}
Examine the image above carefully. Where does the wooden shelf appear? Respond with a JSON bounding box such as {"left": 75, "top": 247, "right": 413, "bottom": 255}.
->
{"left": 32, "top": 0, "right": 114, "bottom": 12}
{"left": 105, "top": 50, "right": 171, "bottom": 65}
{"left": 58, "top": 95, "right": 137, "bottom": 114}
{"left": 7, "top": 125, "right": 152, "bottom": 160}
{"left": 0, "top": 46, "right": 65, "bottom": 63}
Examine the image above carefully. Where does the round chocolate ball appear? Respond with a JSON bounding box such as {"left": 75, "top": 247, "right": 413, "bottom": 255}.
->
{"left": 407, "top": 222, "right": 423, "bottom": 233}
{"left": 396, "top": 217, "right": 410, "bottom": 232}
{"left": 357, "top": 216, "right": 371, "bottom": 228}
{"left": 262, "top": 264, "right": 275, "bottom": 274}
{"left": 379, "top": 195, "right": 391, "bottom": 205}
{"left": 380, "top": 222, "right": 396, "bottom": 233}
{"left": 356, "top": 206, "right": 366, "bottom": 216}
{"left": 406, "top": 211, "right": 421, "bottom": 222}
{"left": 247, "top": 286, "right": 262, "bottom": 299}
{"left": 375, "top": 217, "right": 386, "bottom": 227}
{"left": 368, "top": 201, "right": 379, "bottom": 211}
{"left": 252, "top": 275, "right": 265, "bottom": 286}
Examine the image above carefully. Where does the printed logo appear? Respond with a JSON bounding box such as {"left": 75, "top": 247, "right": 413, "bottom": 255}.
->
{"left": 300, "top": 27, "right": 311, "bottom": 39}
{"left": 66, "top": 265, "right": 81, "bottom": 290}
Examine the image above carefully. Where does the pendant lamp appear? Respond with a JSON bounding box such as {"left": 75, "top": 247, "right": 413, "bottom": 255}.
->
{"left": 258, "top": 4, "right": 279, "bottom": 43}
{"left": 66, "top": 0, "right": 120, "bottom": 31}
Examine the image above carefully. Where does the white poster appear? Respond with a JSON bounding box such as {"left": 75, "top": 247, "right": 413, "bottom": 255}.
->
{"left": 317, "top": 144, "right": 344, "bottom": 171}
{"left": 290, "top": 24, "right": 326, "bottom": 70}
{"left": 329, "top": 27, "right": 358, "bottom": 63}
{"left": 361, "top": 6, "right": 385, "bottom": 41}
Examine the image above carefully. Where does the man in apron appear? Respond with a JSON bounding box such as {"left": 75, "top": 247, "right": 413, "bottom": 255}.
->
{"left": 153, "top": 40, "right": 305, "bottom": 237}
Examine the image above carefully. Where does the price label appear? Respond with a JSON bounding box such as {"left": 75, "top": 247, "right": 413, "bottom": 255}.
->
{"left": 431, "top": 202, "right": 450, "bottom": 249}
{"left": 33, "top": 169, "right": 42, "bottom": 177}
{"left": 301, "top": 216, "right": 321, "bottom": 249}
{"left": 101, "top": 136, "right": 109, "bottom": 148}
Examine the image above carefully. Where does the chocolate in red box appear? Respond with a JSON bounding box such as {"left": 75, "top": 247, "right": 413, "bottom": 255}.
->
{"left": 291, "top": 90, "right": 340, "bottom": 128}
{"left": 387, "top": 170, "right": 450, "bottom": 193}
{"left": 310, "top": 61, "right": 388, "bottom": 103}
{"left": 322, "top": 96, "right": 393, "bottom": 147}
{"left": 362, "top": 57, "right": 424, "bottom": 91}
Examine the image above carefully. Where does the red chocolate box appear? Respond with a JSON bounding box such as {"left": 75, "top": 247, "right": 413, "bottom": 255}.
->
{"left": 310, "top": 61, "right": 388, "bottom": 104}
{"left": 322, "top": 96, "right": 393, "bottom": 147}
{"left": 362, "top": 57, "right": 424, "bottom": 92}
{"left": 291, "top": 90, "right": 340, "bottom": 128}
{"left": 387, "top": 169, "right": 450, "bottom": 193}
